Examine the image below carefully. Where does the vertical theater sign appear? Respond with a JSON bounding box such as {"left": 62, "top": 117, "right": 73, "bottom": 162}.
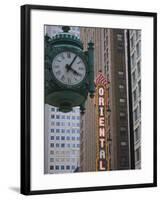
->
{"left": 95, "top": 72, "right": 109, "bottom": 171}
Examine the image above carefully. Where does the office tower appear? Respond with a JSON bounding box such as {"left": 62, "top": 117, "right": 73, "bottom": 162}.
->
{"left": 44, "top": 105, "right": 80, "bottom": 174}
{"left": 106, "top": 29, "right": 130, "bottom": 170}
{"left": 80, "top": 27, "right": 131, "bottom": 171}
{"left": 129, "top": 30, "right": 141, "bottom": 169}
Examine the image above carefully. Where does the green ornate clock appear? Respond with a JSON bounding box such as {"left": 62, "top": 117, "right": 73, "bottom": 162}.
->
{"left": 52, "top": 51, "right": 86, "bottom": 87}
{"left": 45, "top": 26, "right": 94, "bottom": 113}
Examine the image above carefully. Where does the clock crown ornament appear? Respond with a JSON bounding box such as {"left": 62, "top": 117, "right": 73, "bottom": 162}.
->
{"left": 45, "top": 26, "right": 95, "bottom": 113}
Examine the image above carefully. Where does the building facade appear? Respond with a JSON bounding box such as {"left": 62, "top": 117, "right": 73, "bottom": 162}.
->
{"left": 44, "top": 105, "right": 80, "bottom": 174}
{"left": 79, "top": 27, "right": 105, "bottom": 172}
{"left": 80, "top": 27, "right": 131, "bottom": 171}
{"left": 106, "top": 29, "right": 131, "bottom": 170}
{"left": 129, "top": 30, "right": 141, "bottom": 169}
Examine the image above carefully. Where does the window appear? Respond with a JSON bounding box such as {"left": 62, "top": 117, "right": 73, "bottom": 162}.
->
{"left": 61, "top": 165, "right": 64, "bottom": 170}
{"left": 135, "top": 147, "right": 141, "bottom": 162}
{"left": 119, "top": 85, "right": 124, "bottom": 89}
{"left": 136, "top": 30, "right": 140, "bottom": 40}
{"left": 61, "top": 136, "right": 65, "bottom": 140}
{"left": 72, "top": 116, "right": 75, "bottom": 120}
{"left": 51, "top": 129, "right": 54, "bottom": 133}
{"left": 77, "top": 116, "right": 80, "bottom": 120}
{"left": 117, "top": 33, "right": 123, "bottom": 41}
{"left": 61, "top": 115, "right": 65, "bottom": 119}
{"left": 66, "top": 129, "right": 70, "bottom": 133}
{"left": 50, "top": 165, "right": 54, "bottom": 170}
{"left": 134, "top": 107, "right": 138, "bottom": 122}
{"left": 51, "top": 121, "right": 55, "bottom": 126}
{"left": 67, "top": 116, "right": 70, "bottom": 120}
{"left": 61, "top": 143, "right": 65, "bottom": 148}
{"left": 67, "top": 143, "right": 70, "bottom": 148}
{"left": 132, "top": 70, "right": 136, "bottom": 85}
{"left": 61, "top": 122, "right": 65, "bottom": 126}
{"left": 56, "top": 115, "right": 60, "bottom": 119}
{"left": 50, "top": 150, "right": 54, "bottom": 154}
{"left": 119, "top": 98, "right": 125, "bottom": 103}
{"left": 56, "top": 129, "right": 60, "bottom": 133}
{"left": 72, "top": 166, "right": 75, "bottom": 170}
{"left": 77, "top": 129, "right": 80, "bottom": 133}
{"left": 139, "top": 101, "right": 141, "bottom": 114}
{"left": 77, "top": 136, "right": 80, "bottom": 140}
{"left": 51, "top": 136, "right": 54, "bottom": 140}
{"left": 66, "top": 136, "right": 70, "bottom": 140}
{"left": 51, "top": 114, "right": 55, "bottom": 119}
{"left": 138, "top": 80, "right": 141, "bottom": 95}
{"left": 131, "top": 53, "right": 135, "bottom": 67}
{"left": 135, "top": 126, "right": 140, "bottom": 141}
{"left": 56, "top": 143, "right": 59, "bottom": 147}
{"left": 50, "top": 143, "right": 54, "bottom": 148}
{"left": 56, "top": 122, "right": 60, "bottom": 126}
{"left": 77, "top": 123, "right": 80, "bottom": 127}
{"left": 68, "top": 122, "right": 70, "bottom": 126}
{"left": 55, "top": 165, "right": 59, "bottom": 170}
{"left": 120, "top": 112, "right": 126, "bottom": 117}
{"left": 51, "top": 107, "right": 55, "bottom": 112}
{"left": 136, "top": 42, "right": 141, "bottom": 57}
{"left": 61, "top": 129, "right": 65, "bottom": 133}
{"left": 72, "top": 137, "right": 75, "bottom": 141}
{"left": 137, "top": 60, "right": 141, "bottom": 76}
{"left": 66, "top": 165, "right": 70, "bottom": 170}
{"left": 120, "top": 127, "right": 126, "bottom": 131}
{"left": 118, "top": 71, "right": 124, "bottom": 76}
{"left": 77, "top": 144, "right": 80, "bottom": 148}
{"left": 121, "top": 142, "right": 127, "bottom": 146}
{"left": 130, "top": 36, "right": 134, "bottom": 49}
{"left": 133, "top": 89, "right": 137, "bottom": 102}
{"left": 120, "top": 112, "right": 126, "bottom": 120}
{"left": 56, "top": 136, "right": 60, "bottom": 140}
{"left": 72, "top": 129, "right": 75, "bottom": 134}
{"left": 50, "top": 158, "right": 54, "bottom": 162}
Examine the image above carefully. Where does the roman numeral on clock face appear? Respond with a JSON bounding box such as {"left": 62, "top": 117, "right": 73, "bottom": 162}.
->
{"left": 55, "top": 70, "right": 61, "bottom": 76}
{"left": 67, "top": 52, "right": 71, "bottom": 58}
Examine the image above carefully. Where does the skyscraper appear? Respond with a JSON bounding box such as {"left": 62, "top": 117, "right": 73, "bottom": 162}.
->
{"left": 129, "top": 30, "right": 141, "bottom": 169}
{"left": 44, "top": 105, "right": 80, "bottom": 174}
{"left": 80, "top": 27, "right": 131, "bottom": 171}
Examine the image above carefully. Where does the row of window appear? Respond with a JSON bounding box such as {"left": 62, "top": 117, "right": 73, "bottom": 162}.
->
{"left": 51, "top": 136, "right": 80, "bottom": 141}
{"left": 50, "top": 150, "right": 78, "bottom": 155}
{"left": 50, "top": 165, "right": 76, "bottom": 171}
{"left": 50, "top": 128, "right": 80, "bottom": 133}
{"left": 51, "top": 107, "right": 79, "bottom": 113}
{"left": 50, "top": 143, "right": 80, "bottom": 148}
{"left": 51, "top": 114, "right": 80, "bottom": 120}
{"left": 51, "top": 121, "right": 80, "bottom": 127}
{"left": 50, "top": 157, "right": 77, "bottom": 162}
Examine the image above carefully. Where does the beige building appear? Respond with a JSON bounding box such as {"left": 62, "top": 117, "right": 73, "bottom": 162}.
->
{"left": 80, "top": 27, "right": 131, "bottom": 171}
{"left": 79, "top": 27, "right": 105, "bottom": 172}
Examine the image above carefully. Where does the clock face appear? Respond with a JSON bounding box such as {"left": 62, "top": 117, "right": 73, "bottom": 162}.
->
{"left": 52, "top": 51, "right": 86, "bottom": 86}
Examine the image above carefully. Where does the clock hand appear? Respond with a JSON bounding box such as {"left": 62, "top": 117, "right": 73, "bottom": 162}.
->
{"left": 70, "top": 68, "right": 82, "bottom": 77}
{"left": 68, "top": 55, "right": 77, "bottom": 68}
